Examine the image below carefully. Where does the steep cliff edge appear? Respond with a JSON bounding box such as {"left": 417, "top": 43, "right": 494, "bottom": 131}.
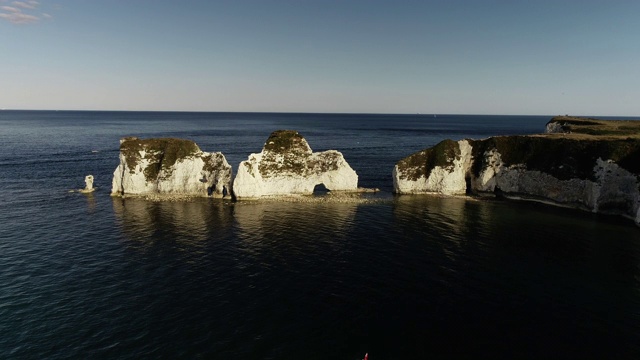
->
{"left": 233, "top": 130, "right": 359, "bottom": 199}
{"left": 393, "top": 117, "right": 640, "bottom": 226}
{"left": 111, "top": 137, "right": 232, "bottom": 198}
{"left": 393, "top": 139, "right": 473, "bottom": 195}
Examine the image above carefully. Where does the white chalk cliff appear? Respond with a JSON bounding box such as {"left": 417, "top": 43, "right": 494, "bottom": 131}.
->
{"left": 393, "top": 135, "right": 640, "bottom": 226}
{"left": 233, "top": 130, "right": 358, "bottom": 199}
{"left": 111, "top": 137, "right": 232, "bottom": 198}
{"left": 393, "top": 140, "right": 472, "bottom": 195}
{"left": 469, "top": 148, "right": 640, "bottom": 224}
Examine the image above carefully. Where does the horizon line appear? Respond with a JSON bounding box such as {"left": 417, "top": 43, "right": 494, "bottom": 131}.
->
{"left": 2, "top": 108, "right": 639, "bottom": 118}
{"left": 0, "top": 108, "right": 627, "bottom": 118}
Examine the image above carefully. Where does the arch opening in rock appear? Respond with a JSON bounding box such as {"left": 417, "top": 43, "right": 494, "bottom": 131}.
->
{"left": 313, "top": 183, "right": 329, "bottom": 195}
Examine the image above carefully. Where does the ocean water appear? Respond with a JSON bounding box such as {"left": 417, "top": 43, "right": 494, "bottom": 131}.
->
{"left": 0, "top": 111, "right": 639, "bottom": 359}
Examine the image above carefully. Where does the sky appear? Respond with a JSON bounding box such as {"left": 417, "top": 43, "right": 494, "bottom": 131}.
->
{"left": 1, "top": 0, "right": 639, "bottom": 115}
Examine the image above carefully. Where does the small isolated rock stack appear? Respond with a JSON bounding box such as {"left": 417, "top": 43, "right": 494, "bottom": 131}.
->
{"left": 232, "top": 130, "right": 359, "bottom": 199}
{"left": 111, "top": 137, "right": 232, "bottom": 198}
{"left": 84, "top": 175, "right": 94, "bottom": 190}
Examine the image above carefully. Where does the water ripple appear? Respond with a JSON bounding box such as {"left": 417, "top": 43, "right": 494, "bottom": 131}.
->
{"left": 2, "top": 113, "right": 640, "bottom": 358}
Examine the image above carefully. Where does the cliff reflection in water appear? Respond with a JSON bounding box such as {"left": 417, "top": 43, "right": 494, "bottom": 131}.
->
{"left": 392, "top": 195, "right": 492, "bottom": 245}
{"left": 83, "top": 192, "right": 97, "bottom": 214}
{"left": 112, "top": 197, "right": 234, "bottom": 250}
{"left": 233, "top": 201, "right": 357, "bottom": 258}
{"left": 392, "top": 194, "right": 640, "bottom": 297}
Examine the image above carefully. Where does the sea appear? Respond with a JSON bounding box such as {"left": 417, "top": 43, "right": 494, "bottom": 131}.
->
{"left": 0, "top": 111, "right": 639, "bottom": 359}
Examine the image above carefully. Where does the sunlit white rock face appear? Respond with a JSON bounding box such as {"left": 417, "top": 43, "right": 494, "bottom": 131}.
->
{"left": 84, "top": 175, "right": 94, "bottom": 190}
{"left": 232, "top": 130, "right": 358, "bottom": 199}
{"left": 393, "top": 138, "right": 640, "bottom": 226}
{"left": 545, "top": 121, "right": 566, "bottom": 134}
{"left": 393, "top": 140, "right": 472, "bottom": 195}
{"left": 111, "top": 137, "right": 232, "bottom": 198}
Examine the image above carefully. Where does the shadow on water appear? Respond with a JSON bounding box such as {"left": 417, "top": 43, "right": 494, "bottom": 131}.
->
{"left": 106, "top": 194, "right": 640, "bottom": 359}
{"left": 112, "top": 197, "right": 234, "bottom": 252}
{"left": 105, "top": 193, "right": 640, "bottom": 359}
{"left": 389, "top": 195, "right": 640, "bottom": 359}
{"left": 108, "top": 197, "right": 369, "bottom": 359}
{"left": 219, "top": 200, "right": 362, "bottom": 359}
{"left": 7, "top": 112, "right": 640, "bottom": 359}
{"left": 233, "top": 200, "right": 357, "bottom": 268}
{"left": 82, "top": 192, "right": 97, "bottom": 213}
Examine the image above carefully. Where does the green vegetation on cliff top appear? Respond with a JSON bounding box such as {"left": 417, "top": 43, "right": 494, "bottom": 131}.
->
{"left": 547, "top": 116, "right": 640, "bottom": 139}
{"left": 396, "top": 116, "right": 640, "bottom": 182}
{"left": 262, "top": 130, "right": 309, "bottom": 153}
{"left": 470, "top": 136, "right": 640, "bottom": 181}
{"left": 258, "top": 130, "right": 340, "bottom": 177}
{"left": 396, "top": 139, "right": 461, "bottom": 181}
{"left": 259, "top": 130, "right": 309, "bottom": 176}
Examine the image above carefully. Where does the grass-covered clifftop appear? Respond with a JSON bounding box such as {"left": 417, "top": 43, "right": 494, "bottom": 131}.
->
{"left": 262, "top": 130, "right": 310, "bottom": 154}
{"left": 546, "top": 116, "right": 640, "bottom": 139}
{"left": 259, "top": 130, "right": 311, "bottom": 177}
{"left": 395, "top": 139, "right": 461, "bottom": 181}
{"left": 258, "top": 130, "right": 339, "bottom": 177}
{"left": 470, "top": 136, "right": 640, "bottom": 181}
{"left": 393, "top": 116, "right": 640, "bottom": 226}
{"left": 396, "top": 116, "right": 640, "bottom": 182}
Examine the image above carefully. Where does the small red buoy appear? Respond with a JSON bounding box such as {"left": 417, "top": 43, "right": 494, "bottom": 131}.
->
{"left": 363, "top": 353, "right": 368, "bottom": 360}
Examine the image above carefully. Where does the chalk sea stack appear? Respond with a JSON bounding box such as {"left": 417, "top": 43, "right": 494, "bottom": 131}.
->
{"left": 232, "top": 130, "right": 359, "bottom": 199}
{"left": 393, "top": 116, "right": 640, "bottom": 226}
{"left": 111, "top": 137, "right": 232, "bottom": 198}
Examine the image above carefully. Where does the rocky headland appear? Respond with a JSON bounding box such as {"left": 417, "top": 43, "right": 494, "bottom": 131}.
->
{"left": 232, "top": 130, "right": 360, "bottom": 199}
{"left": 393, "top": 116, "right": 640, "bottom": 226}
{"left": 111, "top": 137, "right": 232, "bottom": 198}
{"left": 109, "top": 118, "right": 640, "bottom": 226}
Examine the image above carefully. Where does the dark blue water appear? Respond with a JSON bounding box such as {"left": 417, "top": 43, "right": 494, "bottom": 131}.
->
{"left": 1, "top": 111, "right": 639, "bottom": 359}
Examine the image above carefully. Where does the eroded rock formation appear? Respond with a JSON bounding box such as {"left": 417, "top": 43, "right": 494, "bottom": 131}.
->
{"left": 111, "top": 137, "right": 232, "bottom": 198}
{"left": 80, "top": 174, "right": 95, "bottom": 193}
{"left": 393, "top": 139, "right": 472, "bottom": 195}
{"left": 393, "top": 117, "right": 640, "bottom": 225}
{"left": 232, "top": 130, "right": 358, "bottom": 199}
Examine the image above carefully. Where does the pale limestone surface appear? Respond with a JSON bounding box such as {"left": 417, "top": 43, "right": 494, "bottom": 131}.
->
{"left": 111, "top": 138, "right": 232, "bottom": 198}
{"left": 233, "top": 131, "right": 358, "bottom": 199}
{"left": 393, "top": 140, "right": 472, "bottom": 195}
{"left": 545, "top": 121, "right": 565, "bottom": 134}
{"left": 471, "top": 153, "right": 639, "bottom": 222}
{"left": 76, "top": 174, "right": 96, "bottom": 193}
{"left": 84, "top": 175, "right": 94, "bottom": 190}
{"left": 393, "top": 140, "right": 640, "bottom": 226}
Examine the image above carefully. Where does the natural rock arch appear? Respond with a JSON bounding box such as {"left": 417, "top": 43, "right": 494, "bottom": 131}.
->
{"left": 232, "top": 130, "right": 359, "bottom": 199}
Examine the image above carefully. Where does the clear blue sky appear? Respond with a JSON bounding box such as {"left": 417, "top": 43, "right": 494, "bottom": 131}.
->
{"left": 1, "top": 0, "right": 639, "bottom": 115}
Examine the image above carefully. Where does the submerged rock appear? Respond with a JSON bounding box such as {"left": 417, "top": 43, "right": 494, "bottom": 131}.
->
{"left": 111, "top": 137, "right": 232, "bottom": 198}
{"left": 233, "top": 130, "right": 359, "bottom": 199}
{"left": 393, "top": 117, "right": 640, "bottom": 226}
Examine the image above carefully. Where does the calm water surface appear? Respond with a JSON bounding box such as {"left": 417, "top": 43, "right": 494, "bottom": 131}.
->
{"left": 0, "top": 111, "right": 639, "bottom": 359}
